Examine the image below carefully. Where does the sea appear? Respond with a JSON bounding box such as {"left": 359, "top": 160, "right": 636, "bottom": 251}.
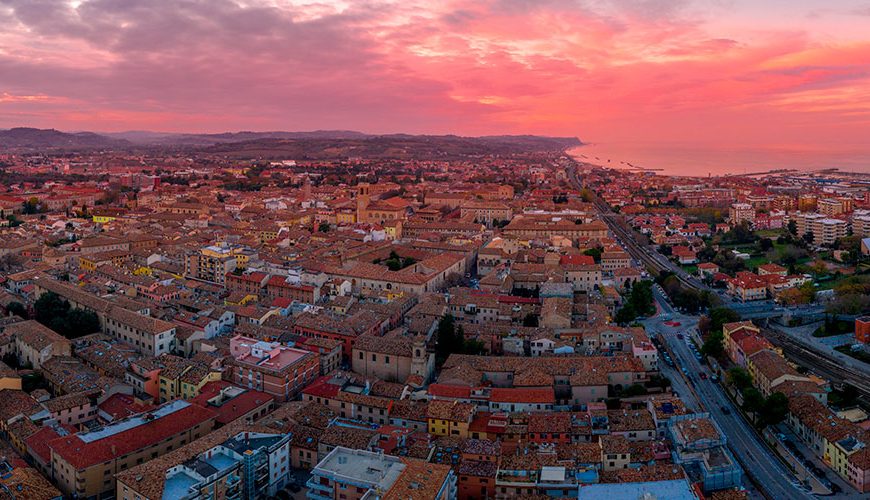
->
{"left": 567, "top": 143, "right": 870, "bottom": 177}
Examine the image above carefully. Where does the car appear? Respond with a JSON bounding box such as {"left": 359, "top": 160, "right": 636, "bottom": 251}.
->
{"left": 720, "top": 405, "right": 731, "bottom": 415}
{"left": 677, "top": 334, "right": 684, "bottom": 339}
{"left": 288, "top": 484, "right": 302, "bottom": 493}
{"left": 699, "top": 372, "right": 707, "bottom": 380}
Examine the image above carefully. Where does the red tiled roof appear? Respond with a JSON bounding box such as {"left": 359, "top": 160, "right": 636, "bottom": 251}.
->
{"left": 301, "top": 376, "right": 342, "bottom": 399}
{"left": 190, "top": 381, "right": 274, "bottom": 425}
{"left": 47, "top": 403, "right": 216, "bottom": 470}
{"left": 25, "top": 425, "right": 74, "bottom": 464}
{"left": 97, "top": 393, "right": 155, "bottom": 421}
{"left": 428, "top": 384, "right": 472, "bottom": 399}
{"left": 489, "top": 387, "right": 555, "bottom": 404}
{"left": 271, "top": 297, "right": 294, "bottom": 308}
{"left": 560, "top": 255, "right": 595, "bottom": 266}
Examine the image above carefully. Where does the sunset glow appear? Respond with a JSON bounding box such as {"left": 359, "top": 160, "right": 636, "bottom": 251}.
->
{"left": 1, "top": 0, "right": 869, "bottom": 150}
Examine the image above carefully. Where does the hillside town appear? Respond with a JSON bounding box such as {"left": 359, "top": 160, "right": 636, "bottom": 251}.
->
{"left": 0, "top": 144, "right": 868, "bottom": 500}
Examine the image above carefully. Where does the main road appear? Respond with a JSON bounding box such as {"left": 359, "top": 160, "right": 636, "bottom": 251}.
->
{"left": 645, "top": 291, "right": 813, "bottom": 500}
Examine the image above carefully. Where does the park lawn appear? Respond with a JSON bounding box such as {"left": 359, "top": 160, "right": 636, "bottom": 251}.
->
{"left": 814, "top": 274, "right": 854, "bottom": 291}
{"left": 754, "top": 229, "right": 783, "bottom": 239}
{"left": 745, "top": 255, "right": 770, "bottom": 270}
{"left": 681, "top": 264, "right": 698, "bottom": 274}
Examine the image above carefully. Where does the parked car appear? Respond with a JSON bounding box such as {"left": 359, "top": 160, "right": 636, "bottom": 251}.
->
{"left": 720, "top": 405, "right": 731, "bottom": 415}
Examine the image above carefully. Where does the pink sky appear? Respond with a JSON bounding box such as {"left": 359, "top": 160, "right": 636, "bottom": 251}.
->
{"left": 1, "top": 0, "right": 869, "bottom": 150}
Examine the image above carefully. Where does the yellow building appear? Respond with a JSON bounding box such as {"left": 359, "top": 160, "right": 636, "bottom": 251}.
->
{"left": 180, "top": 369, "right": 221, "bottom": 400}
{"left": 426, "top": 400, "right": 475, "bottom": 438}
{"left": 383, "top": 220, "right": 402, "bottom": 240}
{"left": 79, "top": 249, "right": 132, "bottom": 272}
{"left": 158, "top": 357, "right": 220, "bottom": 402}
{"left": 184, "top": 244, "right": 237, "bottom": 285}
{"left": 91, "top": 214, "right": 116, "bottom": 224}
{"left": 336, "top": 209, "right": 357, "bottom": 225}
{"left": 225, "top": 293, "right": 257, "bottom": 306}
{"left": 132, "top": 266, "right": 153, "bottom": 276}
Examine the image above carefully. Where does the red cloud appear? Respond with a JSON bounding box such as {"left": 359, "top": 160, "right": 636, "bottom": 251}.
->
{"left": 0, "top": 0, "right": 867, "bottom": 152}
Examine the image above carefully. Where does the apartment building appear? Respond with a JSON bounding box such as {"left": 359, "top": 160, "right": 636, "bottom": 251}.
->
{"left": 668, "top": 413, "right": 742, "bottom": 492}
{"left": 459, "top": 200, "right": 512, "bottom": 227}
{"left": 48, "top": 400, "right": 216, "bottom": 498}
{"left": 32, "top": 276, "right": 177, "bottom": 356}
{"left": 818, "top": 198, "right": 846, "bottom": 216}
{"left": 117, "top": 426, "right": 291, "bottom": 500}
{"left": 226, "top": 335, "right": 320, "bottom": 402}
{"left": 10, "top": 320, "right": 71, "bottom": 370}
{"left": 789, "top": 212, "right": 847, "bottom": 246}
{"left": 852, "top": 210, "right": 870, "bottom": 238}
{"left": 600, "top": 251, "right": 631, "bottom": 275}
{"left": 307, "top": 447, "right": 457, "bottom": 500}
{"left": 185, "top": 244, "right": 238, "bottom": 285}
{"left": 728, "top": 203, "right": 755, "bottom": 226}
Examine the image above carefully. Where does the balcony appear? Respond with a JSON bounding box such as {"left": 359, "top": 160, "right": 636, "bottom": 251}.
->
{"left": 307, "top": 489, "right": 332, "bottom": 500}
{"left": 305, "top": 477, "right": 332, "bottom": 493}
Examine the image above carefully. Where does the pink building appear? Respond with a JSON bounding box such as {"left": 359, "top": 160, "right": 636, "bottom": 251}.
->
{"left": 226, "top": 335, "right": 320, "bottom": 401}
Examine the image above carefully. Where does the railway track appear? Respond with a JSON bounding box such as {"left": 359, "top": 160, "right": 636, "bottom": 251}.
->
{"left": 571, "top": 169, "right": 707, "bottom": 292}
{"left": 764, "top": 328, "right": 870, "bottom": 401}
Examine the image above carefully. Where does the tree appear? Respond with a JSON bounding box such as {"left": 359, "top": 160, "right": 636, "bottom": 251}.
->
{"left": 722, "top": 221, "right": 756, "bottom": 244}
{"left": 614, "top": 303, "right": 637, "bottom": 325}
{"left": 726, "top": 367, "right": 753, "bottom": 391}
{"left": 742, "top": 387, "right": 765, "bottom": 416}
{"left": 778, "top": 283, "right": 815, "bottom": 305}
{"left": 5, "top": 301, "right": 26, "bottom": 318}
{"left": 63, "top": 309, "right": 100, "bottom": 339}
{"left": 318, "top": 222, "right": 330, "bottom": 233}
{"left": 22, "top": 197, "right": 40, "bottom": 214}
{"left": 34, "top": 292, "right": 70, "bottom": 326}
{"left": 435, "top": 315, "right": 459, "bottom": 364}
{"left": 701, "top": 332, "right": 724, "bottom": 359}
{"left": 645, "top": 374, "right": 671, "bottom": 390}
{"left": 787, "top": 220, "right": 798, "bottom": 236}
{"left": 708, "top": 307, "right": 741, "bottom": 335}
{"left": 622, "top": 384, "right": 648, "bottom": 397}
{"left": 583, "top": 247, "right": 602, "bottom": 263}
{"left": 760, "top": 392, "right": 789, "bottom": 427}
{"left": 463, "top": 338, "right": 486, "bottom": 355}
{"left": 758, "top": 238, "right": 774, "bottom": 252}
{"left": 810, "top": 260, "right": 828, "bottom": 278}
{"left": 802, "top": 231, "right": 814, "bottom": 245}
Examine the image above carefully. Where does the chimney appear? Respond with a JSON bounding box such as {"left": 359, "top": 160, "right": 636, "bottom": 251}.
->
{"left": 111, "top": 445, "right": 116, "bottom": 455}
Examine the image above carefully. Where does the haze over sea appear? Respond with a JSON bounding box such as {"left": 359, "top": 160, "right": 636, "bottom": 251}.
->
{"left": 569, "top": 144, "right": 870, "bottom": 177}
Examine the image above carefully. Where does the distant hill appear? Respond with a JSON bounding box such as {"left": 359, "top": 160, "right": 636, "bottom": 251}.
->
{"left": 0, "top": 127, "right": 129, "bottom": 149}
{"left": 204, "top": 134, "right": 582, "bottom": 160}
{"left": 107, "top": 130, "right": 369, "bottom": 145}
{"left": 0, "top": 127, "right": 582, "bottom": 157}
